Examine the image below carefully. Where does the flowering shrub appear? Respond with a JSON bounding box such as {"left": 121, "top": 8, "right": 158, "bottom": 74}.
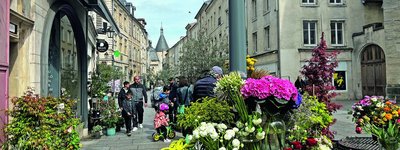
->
{"left": 241, "top": 76, "right": 297, "bottom": 101}
{"left": 3, "top": 90, "right": 81, "bottom": 150}
{"left": 351, "top": 96, "right": 400, "bottom": 149}
{"left": 286, "top": 94, "right": 333, "bottom": 149}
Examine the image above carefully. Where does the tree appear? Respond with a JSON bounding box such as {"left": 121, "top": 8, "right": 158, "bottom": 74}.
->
{"left": 301, "top": 33, "right": 342, "bottom": 113}
{"left": 179, "top": 33, "right": 228, "bottom": 82}
{"left": 91, "top": 63, "right": 123, "bottom": 98}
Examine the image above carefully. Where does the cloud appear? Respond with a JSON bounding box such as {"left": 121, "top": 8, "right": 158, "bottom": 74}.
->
{"left": 129, "top": 0, "right": 203, "bottom": 47}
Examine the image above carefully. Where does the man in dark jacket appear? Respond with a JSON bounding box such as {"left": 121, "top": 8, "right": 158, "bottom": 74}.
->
{"left": 192, "top": 66, "right": 223, "bottom": 102}
{"left": 129, "top": 76, "right": 148, "bottom": 130}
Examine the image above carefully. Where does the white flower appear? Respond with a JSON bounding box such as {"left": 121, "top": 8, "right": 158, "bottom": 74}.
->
{"left": 233, "top": 127, "right": 239, "bottom": 133}
{"left": 252, "top": 118, "right": 262, "bottom": 125}
{"left": 236, "top": 121, "right": 243, "bottom": 128}
{"left": 233, "top": 148, "right": 238, "bottom": 150}
{"left": 256, "top": 131, "right": 265, "bottom": 140}
{"left": 200, "top": 131, "right": 208, "bottom": 137}
{"left": 201, "top": 122, "right": 207, "bottom": 126}
{"left": 319, "top": 144, "right": 331, "bottom": 150}
{"left": 241, "top": 131, "right": 249, "bottom": 136}
{"left": 224, "top": 134, "right": 233, "bottom": 140}
{"left": 193, "top": 130, "right": 200, "bottom": 139}
{"left": 187, "top": 135, "right": 193, "bottom": 141}
{"left": 245, "top": 126, "right": 255, "bottom": 133}
{"left": 219, "top": 147, "right": 226, "bottom": 150}
{"left": 226, "top": 129, "right": 236, "bottom": 137}
{"left": 232, "top": 139, "right": 240, "bottom": 147}
{"left": 207, "top": 126, "right": 216, "bottom": 134}
{"left": 210, "top": 132, "right": 219, "bottom": 140}
{"left": 371, "top": 97, "right": 377, "bottom": 101}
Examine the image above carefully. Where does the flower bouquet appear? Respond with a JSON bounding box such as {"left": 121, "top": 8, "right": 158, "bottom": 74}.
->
{"left": 351, "top": 96, "right": 400, "bottom": 150}
{"left": 191, "top": 122, "right": 243, "bottom": 150}
{"left": 241, "top": 76, "right": 300, "bottom": 115}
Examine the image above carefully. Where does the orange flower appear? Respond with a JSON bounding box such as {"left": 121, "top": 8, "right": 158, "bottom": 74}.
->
{"left": 384, "top": 107, "right": 391, "bottom": 112}
{"left": 385, "top": 114, "right": 393, "bottom": 120}
{"left": 386, "top": 101, "right": 392, "bottom": 105}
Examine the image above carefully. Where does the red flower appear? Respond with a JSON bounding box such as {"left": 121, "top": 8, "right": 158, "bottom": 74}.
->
{"left": 283, "top": 147, "right": 293, "bottom": 150}
{"left": 291, "top": 141, "right": 302, "bottom": 149}
{"left": 306, "top": 138, "right": 318, "bottom": 146}
{"left": 356, "top": 126, "right": 362, "bottom": 134}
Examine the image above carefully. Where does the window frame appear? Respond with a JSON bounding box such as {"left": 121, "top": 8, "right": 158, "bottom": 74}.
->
{"left": 303, "top": 20, "right": 318, "bottom": 46}
{"left": 252, "top": 32, "right": 258, "bottom": 53}
{"left": 329, "top": 0, "right": 343, "bottom": 5}
{"left": 330, "top": 21, "right": 345, "bottom": 46}
{"left": 264, "top": 26, "right": 270, "bottom": 51}
{"left": 252, "top": 0, "right": 257, "bottom": 20}
{"left": 302, "top": 0, "right": 316, "bottom": 5}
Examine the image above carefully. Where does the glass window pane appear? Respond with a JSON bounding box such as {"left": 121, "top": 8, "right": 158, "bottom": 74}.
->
{"left": 338, "top": 30, "right": 343, "bottom": 44}
{"left": 303, "top": 31, "right": 308, "bottom": 44}
{"left": 331, "top": 30, "right": 336, "bottom": 44}
{"left": 337, "top": 23, "right": 342, "bottom": 29}
{"left": 310, "top": 30, "right": 316, "bottom": 44}
{"left": 310, "top": 22, "right": 315, "bottom": 29}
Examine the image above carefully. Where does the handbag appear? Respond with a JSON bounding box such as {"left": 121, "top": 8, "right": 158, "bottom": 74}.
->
{"left": 178, "top": 87, "right": 189, "bottom": 114}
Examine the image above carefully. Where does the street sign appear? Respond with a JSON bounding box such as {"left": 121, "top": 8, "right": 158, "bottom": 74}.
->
{"left": 114, "top": 50, "right": 120, "bottom": 57}
{"left": 96, "top": 39, "right": 108, "bottom": 52}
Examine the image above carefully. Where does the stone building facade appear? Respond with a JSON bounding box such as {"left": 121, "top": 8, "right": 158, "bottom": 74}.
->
{"left": 94, "top": 0, "right": 148, "bottom": 82}
{"left": 6, "top": 0, "right": 119, "bottom": 139}
{"left": 246, "top": 0, "right": 399, "bottom": 100}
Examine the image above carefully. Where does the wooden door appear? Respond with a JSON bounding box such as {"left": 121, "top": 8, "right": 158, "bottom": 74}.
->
{"left": 361, "top": 45, "right": 386, "bottom": 96}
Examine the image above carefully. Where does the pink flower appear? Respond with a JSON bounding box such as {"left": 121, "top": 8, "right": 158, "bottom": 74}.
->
{"left": 241, "top": 76, "right": 298, "bottom": 101}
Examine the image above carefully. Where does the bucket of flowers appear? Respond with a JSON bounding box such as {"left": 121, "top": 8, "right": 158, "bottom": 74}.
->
{"left": 351, "top": 96, "right": 400, "bottom": 150}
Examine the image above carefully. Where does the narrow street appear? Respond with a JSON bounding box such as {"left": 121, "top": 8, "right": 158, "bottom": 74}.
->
{"left": 82, "top": 91, "right": 183, "bottom": 150}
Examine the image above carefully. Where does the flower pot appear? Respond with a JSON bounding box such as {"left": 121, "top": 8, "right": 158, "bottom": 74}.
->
{"left": 106, "top": 127, "right": 116, "bottom": 136}
{"left": 94, "top": 132, "right": 101, "bottom": 139}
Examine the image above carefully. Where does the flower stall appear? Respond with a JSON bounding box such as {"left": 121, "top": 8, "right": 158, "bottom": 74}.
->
{"left": 351, "top": 96, "right": 400, "bottom": 150}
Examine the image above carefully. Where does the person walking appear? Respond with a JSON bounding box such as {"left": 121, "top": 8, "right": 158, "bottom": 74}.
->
{"left": 129, "top": 76, "right": 148, "bottom": 131}
{"left": 168, "top": 78, "right": 179, "bottom": 123}
{"left": 118, "top": 81, "right": 130, "bottom": 110}
{"left": 122, "top": 92, "right": 135, "bottom": 136}
{"left": 192, "top": 66, "right": 223, "bottom": 102}
{"left": 176, "top": 77, "right": 193, "bottom": 136}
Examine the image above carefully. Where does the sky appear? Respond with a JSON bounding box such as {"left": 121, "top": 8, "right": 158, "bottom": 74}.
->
{"left": 131, "top": 0, "right": 205, "bottom": 48}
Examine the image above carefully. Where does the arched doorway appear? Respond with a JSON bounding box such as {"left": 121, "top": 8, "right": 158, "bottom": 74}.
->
{"left": 361, "top": 44, "right": 386, "bottom": 96}
{"left": 45, "top": 2, "right": 87, "bottom": 122}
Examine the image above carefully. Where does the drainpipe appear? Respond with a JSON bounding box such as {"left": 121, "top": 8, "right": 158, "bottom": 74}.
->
{"left": 276, "top": 0, "right": 281, "bottom": 77}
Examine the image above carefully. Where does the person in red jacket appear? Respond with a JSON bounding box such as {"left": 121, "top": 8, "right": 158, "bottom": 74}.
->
{"left": 154, "top": 103, "right": 170, "bottom": 143}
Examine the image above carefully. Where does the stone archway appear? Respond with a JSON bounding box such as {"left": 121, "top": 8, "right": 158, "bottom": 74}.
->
{"left": 361, "top": 44, "right": 386, "bottom": 96}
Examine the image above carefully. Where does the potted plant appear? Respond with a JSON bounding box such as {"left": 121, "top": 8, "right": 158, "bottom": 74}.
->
{"left": 92, "top": 125, "right": 103, "bottom": 139}
{"left": 100, "top": 98, "right": 119, "bottom": 136}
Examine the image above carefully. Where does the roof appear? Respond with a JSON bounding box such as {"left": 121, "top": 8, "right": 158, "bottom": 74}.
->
{"left": 155, "top": 27, "right": 169, "bottom": 52}
{"left": 148, "top": 46, "right": 159, "bottom": 61}
{"left": 195, "top": 0, "right": 211, "bottom": 19}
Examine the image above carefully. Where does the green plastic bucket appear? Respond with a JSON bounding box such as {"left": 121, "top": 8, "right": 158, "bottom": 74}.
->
{"left": 106, "top": 128, "right": 116, "bottom": 136}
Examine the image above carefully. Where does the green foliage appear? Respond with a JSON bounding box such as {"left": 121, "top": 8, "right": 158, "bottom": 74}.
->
{"left": 364, "top": 120, "right": 400, "bottom": 149}
{"left": 155, "top": 65, "right": 177, "bottom": 84}
{"left": 287, "top": 94, "right": 333, "bottom": 142}
{"left": 177, "top": 97, "right": 234, "bottom": 130}
{"left": 92, "top": 125, "right": 102, "bottom": 133}
{"left": 91, "top": 63, "right": 123, "bottom": 98}
{"left": 3, "top": 93, "right": 81, "bottom": 150}
{"left": 99, "top": 98, "right": 120, "bottom": 128}
{"left": 179, "top": 32, "right": 228, "bottom": 82}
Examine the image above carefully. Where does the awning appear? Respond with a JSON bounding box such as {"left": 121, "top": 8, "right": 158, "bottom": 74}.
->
{"left": 83, "top": 0, "right": 120, "bottom": 34}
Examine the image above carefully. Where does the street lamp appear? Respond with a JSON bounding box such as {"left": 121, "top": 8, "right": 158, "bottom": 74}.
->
{"left": 106, "top": 27, "right": 116, "bottom": 96}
